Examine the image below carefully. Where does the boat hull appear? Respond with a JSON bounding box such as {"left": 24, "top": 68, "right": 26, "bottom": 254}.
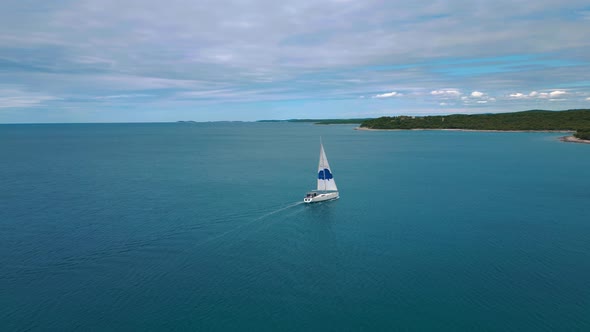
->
{"left": 303, "top": 191, "right": 339, "bottom": 203}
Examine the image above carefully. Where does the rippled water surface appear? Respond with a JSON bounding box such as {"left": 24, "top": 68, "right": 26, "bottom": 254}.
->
{"left": 1, "top": 123, "right": 589, "bottom": 330}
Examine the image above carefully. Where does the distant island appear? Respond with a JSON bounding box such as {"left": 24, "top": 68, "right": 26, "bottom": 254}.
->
{"left": 177, "top": 120, "right": 246, "bottom": 123}
{"left": 258, "top": 118, "right": 369, "bottom": 125}
{"left": 358, "top": 109, "right": 590, "bottom": 143}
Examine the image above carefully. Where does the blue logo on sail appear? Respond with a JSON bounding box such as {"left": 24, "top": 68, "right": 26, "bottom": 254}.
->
{"left": 318, "top": 168, "right": 333, "bottom": 180}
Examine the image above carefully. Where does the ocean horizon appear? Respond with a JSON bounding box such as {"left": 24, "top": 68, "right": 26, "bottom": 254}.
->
{"left": 1, "top": 122, "right": 589, "bottom": 331}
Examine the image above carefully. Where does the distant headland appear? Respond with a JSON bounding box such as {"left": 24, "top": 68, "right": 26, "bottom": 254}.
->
{"left": 357, "top": 109, "right": 590, "bottom": 143}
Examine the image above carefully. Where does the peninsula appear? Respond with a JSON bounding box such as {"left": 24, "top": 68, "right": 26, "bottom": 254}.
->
{"left": 359, "top": 109, "right": 590, "bottom": 143}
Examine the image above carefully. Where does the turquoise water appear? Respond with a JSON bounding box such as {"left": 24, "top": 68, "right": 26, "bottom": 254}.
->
{"left": 1, "top": 123, "right": 589, "bottom": 331}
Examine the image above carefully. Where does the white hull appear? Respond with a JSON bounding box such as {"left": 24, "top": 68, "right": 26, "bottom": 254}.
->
{"left": 303, "top": 191, "right": 339, "bottom": 203}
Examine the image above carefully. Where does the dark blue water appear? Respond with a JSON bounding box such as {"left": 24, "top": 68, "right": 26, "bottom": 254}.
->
{"left": 1, "top": 123, "right": 589, "bottom": 331}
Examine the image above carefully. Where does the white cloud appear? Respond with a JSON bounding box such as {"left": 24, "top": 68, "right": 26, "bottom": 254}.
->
{"left": 529, "top": 90, "right": 568, "bottom": 99}
{"left": 459, "top": 91, "right": 495, "bottom": 105}
{"left": 373, "top": 91, "right": 401, "bottom": 98}
{"left": 0, "top": 88, "right": 59, "bottom": 108}
{"left": 586, "top": 97, "right": 590, "bottom": 101}
{"left": 431, "top": 89, "right": 461, "bottom": 97}
{"left": 509, "top": 93, "right": 526, "bottom": 98}
{"left": 440, "top": 102, "right": 448, "bottom": 106}
{"left": 549, "top": 90, "right": 567, "bottom": 97}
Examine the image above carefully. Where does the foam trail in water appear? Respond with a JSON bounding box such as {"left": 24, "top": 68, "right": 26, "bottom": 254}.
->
{"left": 245, "top": 206, "right": 305, "bottom": 237}
{"left": 195, "top": 201, "right": 304, "bottom": 246}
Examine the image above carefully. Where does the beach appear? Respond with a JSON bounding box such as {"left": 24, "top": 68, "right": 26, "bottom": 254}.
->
{"left": 560, "top": 135, "right": 590, "bottom": 144}
{"left": 356, "top": 127, "right": 590, "bottom": 144}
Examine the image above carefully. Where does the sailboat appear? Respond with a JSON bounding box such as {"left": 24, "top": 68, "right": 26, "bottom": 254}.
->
{"left": 303, "top": 140, "right": 339, "bottom": 203}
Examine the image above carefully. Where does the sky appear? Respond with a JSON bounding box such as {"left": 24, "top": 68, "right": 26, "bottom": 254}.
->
{"left": 1, "top": 0, "right": 590, "bottom": 123}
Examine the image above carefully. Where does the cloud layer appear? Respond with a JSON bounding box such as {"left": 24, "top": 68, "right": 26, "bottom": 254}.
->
{"left": 1, "top": 0, "right": 590, "bottom": 122}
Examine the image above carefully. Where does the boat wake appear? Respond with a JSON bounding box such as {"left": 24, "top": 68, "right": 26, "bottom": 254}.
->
{"left": 195, "top": 201, "right": 304, "bottom": 246}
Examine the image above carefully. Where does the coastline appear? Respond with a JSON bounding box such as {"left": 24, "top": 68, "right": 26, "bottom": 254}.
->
{"left": 355, "top": 127, "right": 590, "bottom": 144}
{"left": 559, "top": 136, "right": 590, "bottom": 144}
{"left": 354, "top": 127, "right": 573, "bottom": 133}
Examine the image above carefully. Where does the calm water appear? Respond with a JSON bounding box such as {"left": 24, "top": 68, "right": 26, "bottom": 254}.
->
{"left": 1, "top": 123, "right": 589, "bottom": 331}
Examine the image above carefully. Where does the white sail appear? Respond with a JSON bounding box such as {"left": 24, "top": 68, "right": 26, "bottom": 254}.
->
{"left": 316, "top": 143, "right": 338, "bottom": 192}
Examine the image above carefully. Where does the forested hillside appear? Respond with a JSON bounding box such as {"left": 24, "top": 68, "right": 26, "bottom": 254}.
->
{"left": 360, "top": 110, "right": 590, "bottom": 133}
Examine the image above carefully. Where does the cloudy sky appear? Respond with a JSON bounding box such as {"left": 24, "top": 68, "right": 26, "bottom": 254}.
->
{"left": 1, "top": 0, "right": 590, "bottom": 123}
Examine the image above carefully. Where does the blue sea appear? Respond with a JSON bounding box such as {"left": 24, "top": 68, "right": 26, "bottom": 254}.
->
{"left": 1, "top": 122, "right": 589, "bottom": 331}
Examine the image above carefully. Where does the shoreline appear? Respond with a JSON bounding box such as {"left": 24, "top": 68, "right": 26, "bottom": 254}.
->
{"left": 559, "top": 136, "right": 590, "bottom": 144}
{"left": 354, "top": 127, "right": 574, "bottom": 133}
{"left": 354, "top": 127, "right": 590, "bottom": 144}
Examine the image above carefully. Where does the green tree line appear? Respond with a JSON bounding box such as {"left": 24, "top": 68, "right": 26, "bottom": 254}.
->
{"left": 574, "top": 129, "right": 590, "bottom": 140}
{"left": 360, "top": 109, "right": 590, "bottom": 138}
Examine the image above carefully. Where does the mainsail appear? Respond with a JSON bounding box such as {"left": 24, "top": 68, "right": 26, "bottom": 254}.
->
{"left": 317, "top": 143, "right": 338, "bottom": 192}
